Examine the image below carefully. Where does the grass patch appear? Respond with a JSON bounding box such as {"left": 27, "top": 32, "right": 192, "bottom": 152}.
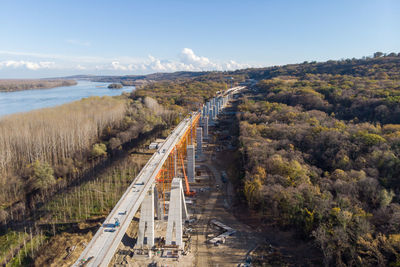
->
{"left": 6, "top": 234, "right": 47, "bottom": 267}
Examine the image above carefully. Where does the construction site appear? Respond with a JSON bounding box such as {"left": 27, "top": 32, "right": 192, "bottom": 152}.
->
{"left": 98, "top": 88, "right": 264, "bottom": 267}
{"left": 72, "top": 87, "right": 267, "bottom": 267}
{"left": 110, "top": 139, "right": 257, "bottom": 266}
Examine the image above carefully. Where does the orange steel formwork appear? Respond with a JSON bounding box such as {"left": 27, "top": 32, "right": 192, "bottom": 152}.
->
{"left": 155, "top": 113, "right": 201, "bottom": 215}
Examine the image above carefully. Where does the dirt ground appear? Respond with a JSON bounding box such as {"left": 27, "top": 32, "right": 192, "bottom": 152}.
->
{"left": 191, "top": 147, "right": 265, "bottom": 267}
{"left": 110, "top": 144, "right": 262, "bottom": 267}
{"left": 34, "top": 221, "right": 97, "bottom": 267}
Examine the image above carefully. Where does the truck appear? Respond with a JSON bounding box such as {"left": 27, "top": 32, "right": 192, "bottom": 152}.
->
{"left": 221, "top": 171, "right": 227, "bottom": 183}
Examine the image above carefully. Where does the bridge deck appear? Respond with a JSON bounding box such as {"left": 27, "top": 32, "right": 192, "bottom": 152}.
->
{"left": 73, "top": 113, "right": 198, "bottom": 267}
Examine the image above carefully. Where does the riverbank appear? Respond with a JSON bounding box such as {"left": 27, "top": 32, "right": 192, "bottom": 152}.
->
{"left": 0, "top": 79, "right": 77, "bottom": 92}
{"left": 0, "top": 81, "right": 134, "bottom": 117}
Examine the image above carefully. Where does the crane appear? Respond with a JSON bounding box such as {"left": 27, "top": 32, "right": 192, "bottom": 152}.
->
{"left": 180, "top": 154, "right": 196, "bottom": 197}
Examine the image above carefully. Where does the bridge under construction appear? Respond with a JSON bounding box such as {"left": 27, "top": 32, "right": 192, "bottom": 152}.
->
{"left": 74, "top": 87, "right": 244, "bottom": 267}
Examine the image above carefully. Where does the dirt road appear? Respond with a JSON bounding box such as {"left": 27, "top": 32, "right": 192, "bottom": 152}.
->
{"left": 191, "top": 146, "right": 265, "bottom": 267}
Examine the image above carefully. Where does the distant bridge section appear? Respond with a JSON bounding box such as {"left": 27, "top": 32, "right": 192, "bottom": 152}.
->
{"left": 222, "top": 86, "right": 245, "bottom": 96}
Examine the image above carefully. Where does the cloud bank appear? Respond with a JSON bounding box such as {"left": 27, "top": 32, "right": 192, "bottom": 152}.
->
{"left": 0, "top": 60, "right": 55, "bottom": 70}
{"left": 100, "top": 48, "right": 252, "bottom": 73}
{"left": 0, "top": 48, "right": 255, "bottom": 75}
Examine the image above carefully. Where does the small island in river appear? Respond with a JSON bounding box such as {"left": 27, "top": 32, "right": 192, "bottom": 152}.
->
{"left": 108, "top": 83, "right": 123, "bottom": 89}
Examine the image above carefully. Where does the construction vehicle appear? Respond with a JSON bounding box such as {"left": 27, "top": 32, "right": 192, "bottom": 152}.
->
{"left": 180, "top": 154, "right": 196, "bottom": 197}
{"left": 221, "top": 171, "right": 227, "bottom": 183}
{"left": 79, "top": 256, "right": 94, "bottom": 266}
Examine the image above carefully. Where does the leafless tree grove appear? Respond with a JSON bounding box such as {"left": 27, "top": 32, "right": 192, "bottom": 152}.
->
{"left": 0, "top": 96, "right": 127, "bottom": 206}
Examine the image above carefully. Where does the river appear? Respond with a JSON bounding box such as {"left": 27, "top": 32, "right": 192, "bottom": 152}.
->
{"left": 0, "top": 80, "right": 134, "bottom": 117}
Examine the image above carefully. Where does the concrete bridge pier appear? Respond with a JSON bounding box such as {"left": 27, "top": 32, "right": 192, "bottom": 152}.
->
{"left": 136, "top": 184, "right": 155, "bottom": 248}
{"left": 196, "top": 127, "right": 202, "bottom": 155}
{"left": 154, "top": 185, "right": 162, "bottom": 220}
{"left": 203, "top": 116, "right": 208, "bottom": 140}
{"left": 213, "top": 105, "right": 217, "bottom": 119}
{"left": 166, "top": 178, "right": 188, "bottom": 248}
{"left": 187, "top": 145, "right": 195, "bottom": 182}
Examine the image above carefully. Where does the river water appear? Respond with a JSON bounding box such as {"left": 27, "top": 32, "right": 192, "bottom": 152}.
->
{"left": 0, "top": 80, "right": 134, "bottom": 117}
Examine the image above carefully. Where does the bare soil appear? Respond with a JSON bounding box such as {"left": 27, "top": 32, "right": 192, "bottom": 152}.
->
{"left": 34, "top": 221, "right": 97, "bottom": 267}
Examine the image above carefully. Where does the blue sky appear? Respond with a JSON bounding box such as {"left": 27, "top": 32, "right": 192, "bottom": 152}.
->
{"left": 0, "top": 0, "right": 399, "bottom": 78}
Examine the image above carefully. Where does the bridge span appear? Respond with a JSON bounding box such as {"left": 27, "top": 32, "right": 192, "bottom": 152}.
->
{"left": 74, "top": 112, "right": 200, "bottom": 266}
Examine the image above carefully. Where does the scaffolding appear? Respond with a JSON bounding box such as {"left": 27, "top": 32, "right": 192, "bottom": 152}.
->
{"left": 155, "top": 113, "right": 200, "bottom": 216}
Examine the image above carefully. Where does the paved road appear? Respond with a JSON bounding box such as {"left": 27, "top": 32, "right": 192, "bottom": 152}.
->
{"left": 73, "top": 114, "right": 199, "bottom": 267}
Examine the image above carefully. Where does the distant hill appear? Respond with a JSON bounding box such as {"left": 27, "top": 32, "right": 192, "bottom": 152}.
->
{"left": 232, "top": 53, "right": 400, "bottom": 80}
{"left": 57, "top": 53, "right": 400, "bottom": 88}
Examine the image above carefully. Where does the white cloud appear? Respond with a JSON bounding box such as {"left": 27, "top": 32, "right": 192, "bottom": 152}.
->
{"left": 179, "top": 48, "right": 212, "bottom": 67}
{"left": 0, "top": 60, "right": 55, "bottom": 70}
{"left": 111, "top": 61, "right": 128, "bottom": 71}
{"left": 0, "top": 48, "right": 257, "bottom": 74}
{"left": 94, "top": 49, "right": 253, "bottom": 73}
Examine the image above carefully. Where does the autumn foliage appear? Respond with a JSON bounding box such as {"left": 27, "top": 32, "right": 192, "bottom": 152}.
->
{"left": 238, "top": 56, "right": 400, "bottom": 266}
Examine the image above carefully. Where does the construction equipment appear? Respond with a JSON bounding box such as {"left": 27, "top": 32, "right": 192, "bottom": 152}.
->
{"left": 180, "top": 154, "right": 196, "bottom": 197}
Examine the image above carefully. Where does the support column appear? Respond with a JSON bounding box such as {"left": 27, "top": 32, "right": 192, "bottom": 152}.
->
{"left": 196, "top": 127, "right": 202, "bottom": 155}
{"left": 137, "top": 184, "right": 155, "bottom": 248}
{"left": 154, "top": 185, "right": 162, "bottom": 220}
{"left": 166, "top": 178, "right": 186, "bottom": 247}
{"left": 187, "top": 145, "right": 195, "bottom": 182}
{"left": 180, "top": 185, "right": 189, "bottom": 220}
{"left": 203, "top": 116, "right": 208, "bottom": 140}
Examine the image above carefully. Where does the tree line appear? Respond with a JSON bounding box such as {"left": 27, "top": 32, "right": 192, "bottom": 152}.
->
{"left": 132, "top": 79, "right": 229, "bottom": 111}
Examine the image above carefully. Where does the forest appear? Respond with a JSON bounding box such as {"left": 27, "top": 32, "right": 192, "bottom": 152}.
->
{"left": 0, "top": 92, "right": 183, "bottom": 220}
{"left": 234, "top": 52, "right": 400, "bottom": 81}
{"left": 132, "top": 79, "right": 230, "bottom": 110}
{"left": 238, "top": 53, "right": 400, "bottom": 266}
{"left": 108, "top": 83, "right": 123, "bottom": 89}
{"left": 0, "top": 79, "right": 77, "bottom": 92}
